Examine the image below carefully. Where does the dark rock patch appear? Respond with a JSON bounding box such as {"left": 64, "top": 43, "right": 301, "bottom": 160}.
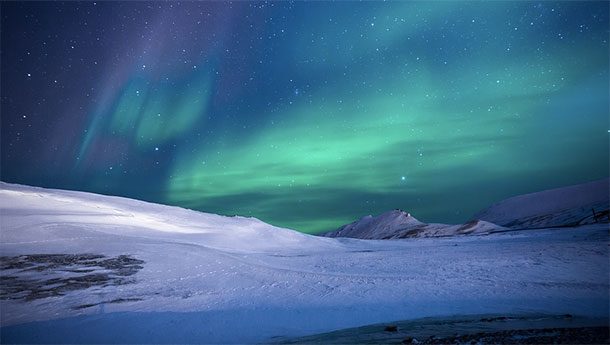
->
{"left": 418, "top": 326, "right": 609, "bottom": 344}
{"left": 402, "top": 336, "right": 416, "bottom": 344}
{"left": 0, "top": 254, "right": 145, "bottom": 301}
{"left": 384, "top": 325, "right": 398, "bottom": 332}
{"left": 73, "top": 297, "right": 144, "bottom": 310}
{"left": 480, "top": 316, "right": 509, "bottom": 322}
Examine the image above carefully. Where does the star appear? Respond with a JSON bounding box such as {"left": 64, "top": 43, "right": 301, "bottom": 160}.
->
{"left": 1, "top": 0, "right": 606, "bottom": 235}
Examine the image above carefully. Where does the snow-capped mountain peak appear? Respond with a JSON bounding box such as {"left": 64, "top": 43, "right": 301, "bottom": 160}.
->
{"left": 323, "top": 209, "right": 428, "bottom": 239}
{"left": 322, "top": 210, "right": 505, "bottom": 239}
{"left": 323, "top": 178, "right": 609, "bottom": 240}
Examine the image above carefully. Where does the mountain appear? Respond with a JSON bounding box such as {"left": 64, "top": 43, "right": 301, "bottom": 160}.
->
{"left": 323, "top": 210, "right": 425, "bottom": 239}
{"left": 321, "top": 209, "right": 504, "bottom": 239}
{"left": 323, "top": 178, "right": 609, "bottom": 239}
{"left": 1, "top": 182, "right": 608, "bottom": 344}
{"left": 473, "top": 178, "right": 609, "bottom": 229}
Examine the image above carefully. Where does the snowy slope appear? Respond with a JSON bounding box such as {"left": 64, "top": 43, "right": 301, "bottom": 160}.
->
{"left": 0, "top": 182, "right": 331, "bottom": 254}
{"left": 0, "top": 182, "right": 608, "bottom": 344}
{"left": 322, "top": 210, "right": 505, "bottom": 239}
{"left": 392, "top": 219, "right": 504, "bottom": 238}
{"left": 473, "top": 178, "right": 609, "bottom": 229}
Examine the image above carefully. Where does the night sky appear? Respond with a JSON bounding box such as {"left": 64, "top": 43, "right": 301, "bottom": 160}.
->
{"left": 1, "top": 2, "right": 608, "bottom": 233}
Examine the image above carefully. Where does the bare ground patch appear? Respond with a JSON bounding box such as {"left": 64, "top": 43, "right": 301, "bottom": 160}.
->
{"left": 0, "top": 254, "right": 144, "bottom": 301}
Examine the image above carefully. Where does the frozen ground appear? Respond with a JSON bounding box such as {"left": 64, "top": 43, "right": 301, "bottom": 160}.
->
{"left": 0, "top": 182, "right": 608, "bottom": 343}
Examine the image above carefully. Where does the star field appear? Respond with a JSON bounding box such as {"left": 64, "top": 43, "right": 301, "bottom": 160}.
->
{"left": 1, "top": 2, "right": 608, "bottom": 233}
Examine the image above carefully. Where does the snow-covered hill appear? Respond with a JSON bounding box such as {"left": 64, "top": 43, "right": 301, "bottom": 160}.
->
{"left": 0, "top": 182, "right": 330, "bottom": 254}
{"left": 323, "top": 179, "right": 609, "bottom": 239}
{"left": 473, "top": 178, "right": 609, "bottom": 229}
{"left": 322, "top": 209, "right": 505, "bottom": 239}
{"left": 0, "top": 182, "right": 608, "bottom": 344}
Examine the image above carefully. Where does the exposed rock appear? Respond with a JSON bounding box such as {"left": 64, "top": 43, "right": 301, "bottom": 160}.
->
{"left": 384, "top": 325, "right": 398, "bottom": 332}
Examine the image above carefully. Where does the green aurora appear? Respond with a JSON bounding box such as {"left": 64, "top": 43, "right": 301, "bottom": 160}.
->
{"left": 2, "top": 1, "right": 608, "bottom": 233}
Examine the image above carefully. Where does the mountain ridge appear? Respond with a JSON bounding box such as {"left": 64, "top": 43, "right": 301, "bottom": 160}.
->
{"left": 323, "top": 178, "right": 609, "bottom": 239}
{"left": 473, "top": 178, "right": 609, "bottom": 229}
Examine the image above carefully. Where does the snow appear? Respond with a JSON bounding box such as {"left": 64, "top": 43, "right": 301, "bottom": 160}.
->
{"left": 322, "top": 209, "right": 426, "bottom": 239}
{"left": 1, "top": 182, "right": 608, "bottom": 343}
{"left": 322, "top": 209, "right": 506, "bottom": 239}
{"left": 323, "top": 179, "right": 609, "bottom": 239}
{"left": 0, "top": 182, "right": 332, "bottom": 254}
{"left": 474, "top": 178, "right": 609, "bottom": 228}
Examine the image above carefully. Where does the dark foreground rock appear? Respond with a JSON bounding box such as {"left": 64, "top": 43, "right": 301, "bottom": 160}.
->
{"left": 384, "top": 325, "right": 398, "bottom": 332}
{"left": 277, "top": 315, "right": 609, "bottom": 344}
{"left": 414, "top": 326, "right": 609, "bottom": 344}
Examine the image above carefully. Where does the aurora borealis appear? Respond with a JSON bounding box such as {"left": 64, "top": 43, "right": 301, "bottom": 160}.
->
{"left": 1, "top": 2, "right": 608, "bottom": 233}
